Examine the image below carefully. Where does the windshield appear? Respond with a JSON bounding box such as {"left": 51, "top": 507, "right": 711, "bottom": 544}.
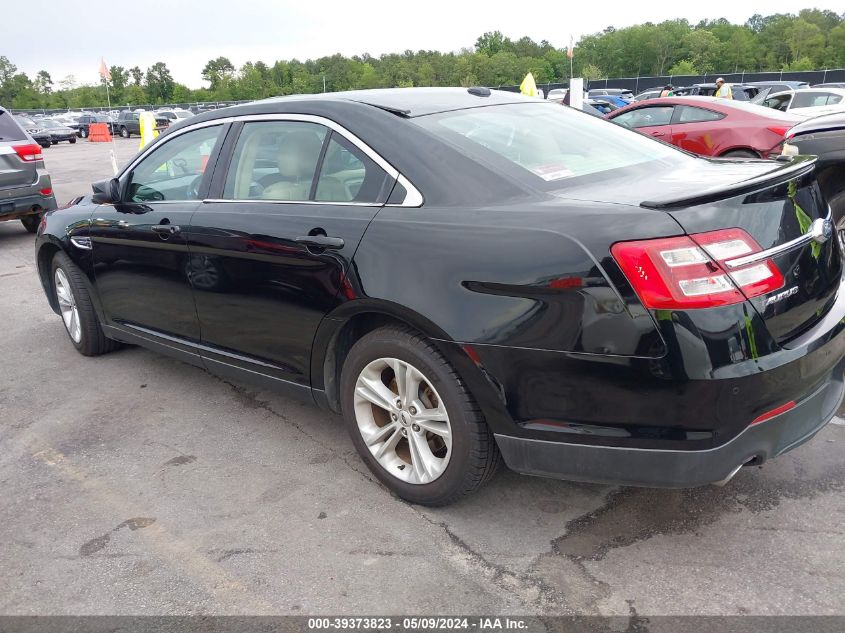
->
{"left": 414, "top": 102, "right": 691, "bottom": 188}
{"left": 41, "top": 120, "right": 60, "bottom": 128}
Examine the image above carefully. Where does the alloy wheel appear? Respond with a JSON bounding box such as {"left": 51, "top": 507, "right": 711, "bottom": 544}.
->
{"left": 54, "top": 268, "right": 81, "bottom": 343}
{"left": 353, "top": 357, "right": 452, "bottom": 484}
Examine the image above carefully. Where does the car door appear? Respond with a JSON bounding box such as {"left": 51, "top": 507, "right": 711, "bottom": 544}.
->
{"left": 89, "top": 122, "right": 227, "bottom": 358}
{"left": 669, "top": 105, "right": 727, "bottom": 156}
{"left": 187, "top": 116, "right": 395, "bottom": 391}
{"left": 612, "top": 105, "right": 674, "bottom": 141}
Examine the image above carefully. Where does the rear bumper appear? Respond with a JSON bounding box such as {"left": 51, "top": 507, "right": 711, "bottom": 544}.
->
{"left": 0, "top": 191, "right": 57, "bottom": 217}
{"left": 495, "top": 354, "right": 845, "bottom": 487}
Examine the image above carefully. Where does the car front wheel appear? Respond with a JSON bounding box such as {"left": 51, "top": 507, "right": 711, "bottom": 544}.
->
{"left": 340, "top": 326, "right": 500, "bottom": 505}
{"left": 120, "top": 126, "right": 130, "bottom": 138}
{"left": 69, "top": 137, "right": 76, "bottom": 144}
{"left": 51, "top": 251, "right": 119, "bottom": 356}
{"left": 80, "top": 128, "right": 88, "bottom": 138}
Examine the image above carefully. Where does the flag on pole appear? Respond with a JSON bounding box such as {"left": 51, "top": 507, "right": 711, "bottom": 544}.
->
{"left": 520, "top": 72, "right": 538, "bottom": 97}
{"left": 99, "top": 58, "right": 111, "bottom": 81}
{"left": 567, "top": 36, "right": 575, "bottom": 59}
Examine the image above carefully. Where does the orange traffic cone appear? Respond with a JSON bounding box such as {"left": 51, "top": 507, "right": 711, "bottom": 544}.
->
{"left": 89, "top": 123, "right": 112, "bottom": 142}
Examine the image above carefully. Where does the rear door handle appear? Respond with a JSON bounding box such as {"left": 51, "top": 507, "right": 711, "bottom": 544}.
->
{"left": 151, "top": 224, "right": 181, "bottom": 236}
{"left": 295, "top": 235, "right": 345, "bottom": 250}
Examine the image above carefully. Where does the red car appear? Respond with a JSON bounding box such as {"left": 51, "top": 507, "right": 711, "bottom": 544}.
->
{"left": 607, "top": 96, "right": 801, "bottom": 159}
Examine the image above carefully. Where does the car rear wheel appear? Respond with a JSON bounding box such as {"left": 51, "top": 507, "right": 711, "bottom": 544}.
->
{"left": 51, "top": 251, "right": 119, "bottom": 356}
{"left": 20, "top": 214, "right": 41, "bottom": 233}
{"left": 340, "top": 326, "right": 500, "bottom": 506}
{"left": 120, "top": 126, "right": 130, "bottom": 138}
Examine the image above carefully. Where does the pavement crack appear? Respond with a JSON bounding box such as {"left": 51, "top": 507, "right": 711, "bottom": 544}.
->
{"left": 218, "top": 378, "right": 378, "bottom": 484}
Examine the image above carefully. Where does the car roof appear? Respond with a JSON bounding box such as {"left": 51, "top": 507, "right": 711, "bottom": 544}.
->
{"left": 257, "top": 87, "right": 533, "bottom": 117}
{"left": 789, "top": 111, "right": 845, "bottom": 135}
{"left": 768, "top": 88, "right": 845, "bottom": 97}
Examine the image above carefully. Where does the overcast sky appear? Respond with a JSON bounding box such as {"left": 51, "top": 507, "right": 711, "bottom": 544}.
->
{"left": 5, "top": 0, "right": 843, "bottom": 88}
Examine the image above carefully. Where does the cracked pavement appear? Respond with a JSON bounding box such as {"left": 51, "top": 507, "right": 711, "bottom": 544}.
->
{"left": 2, "top": 139, "right": 845, "bottom": 616}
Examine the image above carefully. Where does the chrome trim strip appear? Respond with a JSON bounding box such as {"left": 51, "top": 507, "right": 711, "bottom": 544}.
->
{"left": 202, "top": 198, "right": 379, "bottom": 208}
{"left": 724, "top": 213, "right": 833, "bottom": 269}
{"left": 120, "top": 113, "right": 423, "bottom": 208}
{"left": 69, "top": 236, "right": 92, "bottom": 250}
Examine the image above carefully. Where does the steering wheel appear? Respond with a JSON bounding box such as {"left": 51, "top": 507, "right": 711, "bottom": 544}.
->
{"left": 186, "top": 175, "right": 203, "bottom": 200}
{"left": 172, "top": 157, "right": 190, "bottom": 175}
{"left": 134, "top": 185, "right": 164, "bottom": 202}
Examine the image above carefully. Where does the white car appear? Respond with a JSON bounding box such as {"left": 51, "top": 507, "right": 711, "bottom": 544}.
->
{"left": 156, "top": 109, "right": 193, "bottom": 124}
{"left": 758, "top": 88, "right": 845, "bottom": 118}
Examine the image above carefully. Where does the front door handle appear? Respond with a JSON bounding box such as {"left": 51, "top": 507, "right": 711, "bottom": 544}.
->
{"left": 295, "top": 235, "right": 345, "bottom": 250}
{"left": 151, "top": 224, "right": 181, "bottom": 236}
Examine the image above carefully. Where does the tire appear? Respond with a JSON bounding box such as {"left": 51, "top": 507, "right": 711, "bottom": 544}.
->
{"left": 50, "top": 251, "right": 119, "bottom": 356}
{"left": 340, "top": 326, "right": 501, "bottom": 506}
{"left": 120, "top": 126, "right": 130, "bottom": 138}
{"left": 20, "top": 214, "right": 41, "bottom": 233}
{"left": 69, "top": 136, "right": 76, "bottom": 144}
{"left": 51, "top": 140, "right": 57, "bottom": 145}
{"left": 721, "top": 149, "right": 758, "bottom": 158}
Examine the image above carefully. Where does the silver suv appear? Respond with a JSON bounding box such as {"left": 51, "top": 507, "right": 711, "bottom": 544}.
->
{"left": 0, "top": 107, "right": 57, "bottom": 233}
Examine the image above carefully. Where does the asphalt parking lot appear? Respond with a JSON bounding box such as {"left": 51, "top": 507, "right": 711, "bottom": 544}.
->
{"left": 2, "top": 137, "right": 845, "bottom": 618}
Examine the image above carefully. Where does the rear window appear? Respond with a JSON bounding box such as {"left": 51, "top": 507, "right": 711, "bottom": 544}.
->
{"left": 415, "top": 102, "right": 689, "bottom": 188}
{"left": 0, "top": 111, "right": 27, "bottom": 141}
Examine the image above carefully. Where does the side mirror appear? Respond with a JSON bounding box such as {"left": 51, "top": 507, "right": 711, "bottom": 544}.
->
{"left": 91, "top": 177, "right": 121, "bottom": 204}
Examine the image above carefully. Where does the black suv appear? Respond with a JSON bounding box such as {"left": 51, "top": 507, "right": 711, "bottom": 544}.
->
{"left": 76, "top": 114, "right": 115, "bottom": 138}
{"left": 115, "top": 111, "right": 169, "bottom": 138}
{"left": 0, "top": 107, "right": 57, "bottom": 232}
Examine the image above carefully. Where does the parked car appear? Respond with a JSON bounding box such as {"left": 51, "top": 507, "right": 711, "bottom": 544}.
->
{"left": 114, "top": 111, "right": 170, "bottom": 138}
{"left": 76, "top": 114, "right": 115, "bottom": 138}
{"left": 39, "top": 119, "right": 77, "bottom": 144}
{"left": 607, "top": 96, "right": 800, "bottom": 158}
{"left": 756, "top": 88, "right": 845, "bottom": 118}
{"left": 745, "top": 80, "right": 809, "bottom": 94}
{"left": 156, "top": 109, "right": 193, "bottom": 125}
{"left": 35, "top": 88, "right": 845, "bottom": 505}
{"left": 812, "top": 83, "right": 845, "bottom": 89}
{"left": 584, "top": 97, "right": 621, "bottom": 114}
{"left": 546, "top": 88, "right": 568, "bottom": 100}
{"left": 0, "top": 107, "right": 57, "bottom": 232}
{"left": 686, "top": 83, "right": 759, "bottom": 100}
{"left": 634, "top": 88, "right": 663, "bottom": 101}
{"left": 13, "top": 115, "right": 52, "bottom": 149}
{"left": 782, "top": 112, "right": 845, "bottom": 230}
{"left": 588, "top": 88, "right": 635, "bottom": 101}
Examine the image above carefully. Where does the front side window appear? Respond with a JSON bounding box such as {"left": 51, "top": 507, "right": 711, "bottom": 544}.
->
{"left": 612, "top": 106, "right": 674, "bottom": 129}
{"left": 224, "top": 121, "right": 327, "bottom": 201}
{"left": 127, "top": 125, "right": 222, "bottom": 202}
{"left": 677, "top": 106, "right": 725, "bottom": 124}
{"left": 792, "top": 92, "right": 829, "bottom": 108}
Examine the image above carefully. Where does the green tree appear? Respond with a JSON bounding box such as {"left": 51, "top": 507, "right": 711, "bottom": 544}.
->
{"left": 475, "top": 31, "right": 510, "bottom": 56}
{"left": 129, "top": 66, "right": 143, "bottom": 86}
{"left": 668, "top": 60, "right": 697, "bottom": 75}
{"left": 145, "top": 62, "right": 175, "bottom": 103}
{"left": 202, "top": 56, "right": 235, "bottom": 89}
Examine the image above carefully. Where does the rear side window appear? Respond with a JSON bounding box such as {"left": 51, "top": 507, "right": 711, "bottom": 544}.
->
{"left": 0, "top": 111, "right": 26, "bottom": 141}
{"left": 315, "top": 134, "right": 391, "bottom": 203}
{"left": 677, "top": 106, "right": 725, "bottom": 123}
{"left": 224, "top": 121, "right": 327, "bottom": 201}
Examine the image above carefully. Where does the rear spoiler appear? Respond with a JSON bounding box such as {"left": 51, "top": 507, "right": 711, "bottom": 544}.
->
{"left": 640, "top": 156, "right": 817, "bottom": 210}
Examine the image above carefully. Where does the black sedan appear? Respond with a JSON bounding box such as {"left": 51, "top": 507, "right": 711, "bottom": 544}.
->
{"left": 39, "top": 119, "right": 78, "bottom": 144}
{"left": 13, "top": 115, "right": 52, "bottom": 148}
{"left": 34, "top": 88, "right": 845, "bottom": 505}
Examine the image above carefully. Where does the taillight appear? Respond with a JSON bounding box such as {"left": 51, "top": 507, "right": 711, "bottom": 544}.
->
{"left": 766, "top": 126, "right": 790, "bottom": 137}
{"left": 611, "top": 228, "right": 784, "bottom": 310}
{"left": 13, "top": 143, "right": 42, "bottom": 162}
{"left": 39, "top": 187, "right": 52, "bottom": 196}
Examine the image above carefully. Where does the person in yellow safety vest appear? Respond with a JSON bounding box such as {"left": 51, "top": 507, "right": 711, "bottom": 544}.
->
{"left": 715, "top": 77, "right": 733, "bottom": 99}
{"left": 138, "top": 111, "right": 159, "bottom": 149}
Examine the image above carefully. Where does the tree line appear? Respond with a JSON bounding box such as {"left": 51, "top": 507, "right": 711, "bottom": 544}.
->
{"left": 2, "top": 8, "right": 844, "bottom": 110}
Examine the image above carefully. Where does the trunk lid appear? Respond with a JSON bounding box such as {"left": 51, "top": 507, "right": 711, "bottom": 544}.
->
{"left": 558, "top": 155, "right": 840, "bottom": 345}
{"left": 658, "top": 158, "right": 840, "bottom": 345}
